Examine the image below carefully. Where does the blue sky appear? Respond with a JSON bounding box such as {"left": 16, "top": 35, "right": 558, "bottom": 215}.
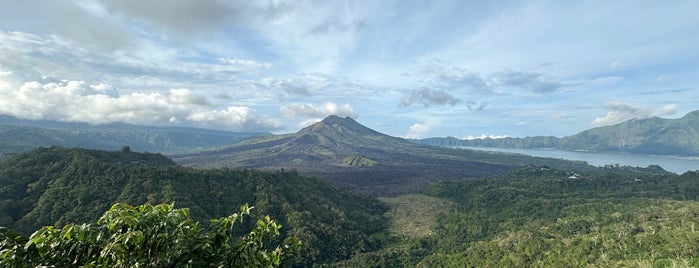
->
{"left": 0, "top": 0, "right": 697, "bottom": 139}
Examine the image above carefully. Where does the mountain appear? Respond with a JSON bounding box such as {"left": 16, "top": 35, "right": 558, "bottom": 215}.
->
{"left": 173, "top": 115, "right": 589, "bottom": 196}
{"left": 0, "top": 147, "right": 387, "bottom": 266}
{"left": 0, "top": 115, "right": 266, "bottom": 158}
{"left": 415, "top": 110, "right": 699, "bottom": 156}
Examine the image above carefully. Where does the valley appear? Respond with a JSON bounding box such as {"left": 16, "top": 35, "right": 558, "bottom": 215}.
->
{"left": 1, "top": 115, "right": 698, "bottom": 267}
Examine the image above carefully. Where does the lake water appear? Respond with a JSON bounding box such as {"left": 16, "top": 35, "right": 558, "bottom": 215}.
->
{"left": 462, "top": 147, "right": 699, "bottom": 174}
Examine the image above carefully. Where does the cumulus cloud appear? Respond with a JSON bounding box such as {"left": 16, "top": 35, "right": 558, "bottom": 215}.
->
{"left": 168, "top": 88, "right": 210, "bottom": 105}
{"left": 592, "top": 102, "right": 677, "bottom": 126}
{"left": 464, "top": 134, "right": 510, "bottom": 140}
{"left": 404, "top": 122, "right": 432, "bottom": 139}
{"left": 187, "top": 106, "right": 280, "bottom": 130}
{"left": 400, "top": 87, "right": 460, "bottom": 107}
{"left": 0, "top": 79, "right": 279, "bottom": 131}
{"left": 280, "top": 102, "right": 356, "bottom": 118}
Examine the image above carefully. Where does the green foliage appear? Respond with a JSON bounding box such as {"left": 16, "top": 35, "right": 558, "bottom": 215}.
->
{"left": 0, "top": 147, "right": 387, "bottom": 266}
{"left": 338, "top": 166, "right": 699, "bottom": 266}
{"left": 417, "top": 166, "right": 699, "bottom": 266}
{"left": 0, "top": 203, "right": 300, "bottom": 267}
{"left": 0, "top": 120, "right": 265, "bottom": 157}
{"left": 342, "top": 155, "right": 378, "bottom": 167}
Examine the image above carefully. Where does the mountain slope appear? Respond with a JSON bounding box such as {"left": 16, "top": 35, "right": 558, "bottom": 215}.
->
{"left": 174, "top": 116, "right": 589, "bottom": 196}
{"left": 0, "top": 147, "right": 387, "bottom": 266}
{"left": 416, "top": 110, "right": 699, "bottom": 156}
{"left": 0, "top": 115, "right": 265, "bottom": 157}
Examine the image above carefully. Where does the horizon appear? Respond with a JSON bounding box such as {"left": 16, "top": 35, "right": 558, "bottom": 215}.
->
{"left": 3, "top": 110, "right": 697, "bottom": 141}
{"left": 1, "top": 1, "right": 698, "bottom": 139}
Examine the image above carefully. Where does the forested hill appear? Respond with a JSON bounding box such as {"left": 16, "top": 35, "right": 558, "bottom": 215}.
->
{"left": 0, "top": 115, "right": 265, "bottom": 158}
{"left": 336, "top": 165, "right": 699, "bottom": 267}
{"left": 416, "top": 110, "right": 699, "bottom": 156}
{"left": 0, "top": 147, "right": 388, "bottom": 267}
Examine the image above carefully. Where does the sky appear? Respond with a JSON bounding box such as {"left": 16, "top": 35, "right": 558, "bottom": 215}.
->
{"left": 1, "top": 0, "right": 698, "bottom": 139}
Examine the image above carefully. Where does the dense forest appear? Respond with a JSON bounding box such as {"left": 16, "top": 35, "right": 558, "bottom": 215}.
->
{"left": 1, "top": 147, "right": 699, "bottom": 266}
{"left": 0, "top": 147, "right": 387, "bottom": 267}
{"left": 334, "top": 165, "right": 699, "bottom": 267}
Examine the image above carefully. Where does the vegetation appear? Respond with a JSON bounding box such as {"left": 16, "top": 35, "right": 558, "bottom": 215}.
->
{"left": 0, "top": 117, "right": 265, "bottom": 159}
{"left": 0, "top": 203, "right": 300, "bottom": 267}
{"left": 335, "top": 165, "right": 699, "bottom": 266}
{"left": 2, "top": 124, "right": 699, "bottom": 266}
{"left": 416, "top": 110, "right": 699, "bottom": 156}
{"left": 0, "top": 147, "right": 387, "bottom": 267}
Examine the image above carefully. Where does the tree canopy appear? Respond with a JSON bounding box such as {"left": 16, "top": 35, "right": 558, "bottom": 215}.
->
{"left": 0, "top": 203, "right": 300, "bottom": 267}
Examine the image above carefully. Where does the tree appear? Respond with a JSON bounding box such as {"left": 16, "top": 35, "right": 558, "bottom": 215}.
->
{"left": 0, "top": 203, "right": 300, "bottom": 267}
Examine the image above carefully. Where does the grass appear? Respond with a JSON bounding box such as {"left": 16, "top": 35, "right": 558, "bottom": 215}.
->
{"left": 378, "top": 194, "right": 455, "bottom": 238}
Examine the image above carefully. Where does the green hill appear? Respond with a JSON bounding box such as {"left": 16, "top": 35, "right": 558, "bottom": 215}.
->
{"left": 335, "top": 165, "right": 699, "bottom": 267}
{"left": 0, "top": 116, "right": 265, "bottom": 158}
{"left": 0, "top": 147, "right": 387, "bottom": 266}
{"left": 416, "top": 110, "right": 699, "bottom": 156}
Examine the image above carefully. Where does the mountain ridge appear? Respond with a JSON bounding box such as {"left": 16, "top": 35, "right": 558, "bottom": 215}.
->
{"left": 173, "top": 115, "right": 590, "bottom": 196}
{"left": 416, "top": 110, "right": 699, "bottom": 156}
{"left": 0, "top": 115, "right": 267, "bottom": 157}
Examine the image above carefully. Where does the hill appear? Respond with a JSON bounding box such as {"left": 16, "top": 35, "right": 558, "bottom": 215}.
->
{"left": 173, "top": 115, "right": 589, "bottom": 196}
{"left": 0, "top": 147, "right": 388, "bottom": 266}
{"left": 0, "top": 115, "right": 265, "bottom": 158}
{"left": 335, "top": 165, "right": 699, "bottom": 267}
{"left": 416, "top": 110, "right": 699, "bottom": 156}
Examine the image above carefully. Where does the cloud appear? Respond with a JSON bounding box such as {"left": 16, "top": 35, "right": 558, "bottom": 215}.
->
{"left": 417, "top": 61, "right": 491, "bottom": 94}
{"left": 491, "top": 71, "right": 566, "bottom": 93}
{"left": 0, "top": 79, "right": 279, "bottom": 131}
{"left": 280, "top": 102, "right": 356, "bottom": 118}
{"left": 0, "top": 1, "right": 133, "bottom": 51}
{"left": 308, "top": 18, "right": 366, "bottom": 35}
{"left": 592, "top": 102, "right": 677, "bottom": 126}
{"left": 404, "top": 122, "right": 432, "bottom": 139}
{"left": 217, "top": 58, "right": 272, "bottom": 72}
{"left": 168, "top": 89, "right": 210, "bottom": 105}
{"left": 296, "top": 118, "right": 323, "bottom": 129}
{"left": 415, "top": 60, "right": 570, "bottom": 96}
{"left": 400, "top": 87, "right": 460, "bottom": 107}
{"left": 464, "top": 133, "right": 510, "bottom": 140}
{"left": 187, "top": 106, "right": 280, "bottom": 130}
{"left": 99, "top": 0, "right": 250, "bottom": 39}
{"left": 260, "top": 73, "right": 378, "bottom": 101}
{"left": 466, "top": 101, "right": 489, "bottom": 111}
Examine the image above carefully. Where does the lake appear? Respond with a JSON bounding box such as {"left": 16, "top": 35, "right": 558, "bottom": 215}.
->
{"left": 462, "top": 147, "right": 699, "bottom": 174}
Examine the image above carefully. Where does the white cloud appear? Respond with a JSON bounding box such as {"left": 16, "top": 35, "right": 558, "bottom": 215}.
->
{"left": 0, "top": 79, "right": 279, "bottom": 131}
{"left": 217, "top": 58, "right": 272, "bottom": 72}
{"left": 404, "top": 122, "right": 432, "bottom": 139}
{"left": 296, "top": 118, "right": 323, "bottom": 129}
{"left": 592, "top": 102, "right": 677, "bottom": 126}
{"left": 280, "top": 102, "right": 356, "bottom": 118}
{"left": 168, "top": 88, "right": 209, "bottom": 105}
{"left": 187, "top": 106, "right": 280, "bottom": 130}
{"left": 464, "top": 134, "right": 510, "bottom": 140}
